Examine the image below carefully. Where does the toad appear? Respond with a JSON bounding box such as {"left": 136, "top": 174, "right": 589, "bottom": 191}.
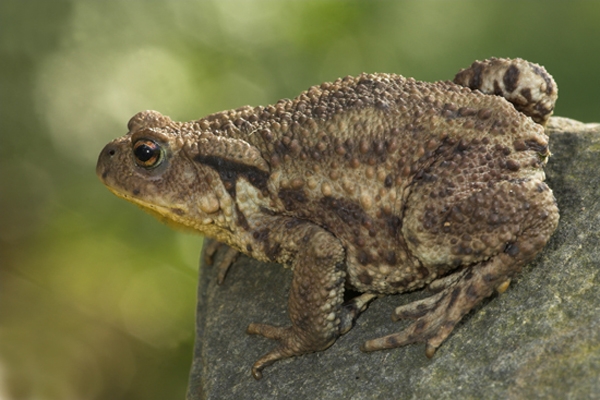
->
{"left": 97, "top": 58, "right": 559, "bottom": 379}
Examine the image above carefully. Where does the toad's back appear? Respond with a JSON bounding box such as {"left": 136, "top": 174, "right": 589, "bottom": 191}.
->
{"left": 193, "top": 73, "right": 550, "bottom": 293}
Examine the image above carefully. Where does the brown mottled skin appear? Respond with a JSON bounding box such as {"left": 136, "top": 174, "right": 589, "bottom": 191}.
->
{"left": 97, "top": 57, "right": 559, "bottom": 379}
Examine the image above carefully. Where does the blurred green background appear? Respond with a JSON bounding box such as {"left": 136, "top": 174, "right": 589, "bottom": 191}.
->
{"left": 1, "top": 1, "right": 598, "bottom": 398}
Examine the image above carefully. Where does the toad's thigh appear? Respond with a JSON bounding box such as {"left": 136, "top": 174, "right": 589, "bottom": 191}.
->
{"left": 402, "top": 178, "right": 558, "bottom": 268}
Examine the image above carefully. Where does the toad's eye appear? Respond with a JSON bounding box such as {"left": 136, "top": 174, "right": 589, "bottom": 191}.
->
{"left": 132, "top": 139, "right": 164, "bottom": 168}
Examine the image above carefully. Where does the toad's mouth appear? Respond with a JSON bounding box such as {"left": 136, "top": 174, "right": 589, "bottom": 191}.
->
{"left": 104, "top": 186, "right": 211, "bottom": 234}
{"left": 107, "top": 186, "right": 182, "bottom": 219}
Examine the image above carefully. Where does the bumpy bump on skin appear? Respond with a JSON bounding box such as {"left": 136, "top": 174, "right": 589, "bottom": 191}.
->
{"left": 97, "top": 57, "right": 559, "bottom": 379}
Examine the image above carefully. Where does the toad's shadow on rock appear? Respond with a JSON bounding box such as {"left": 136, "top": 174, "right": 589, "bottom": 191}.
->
{"left": 187, "top": 118, "right": 600, "bottom": 400}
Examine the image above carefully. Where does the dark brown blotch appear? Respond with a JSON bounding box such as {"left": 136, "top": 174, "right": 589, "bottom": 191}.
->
{"left": 357, "top": 250, "right": 373, "bottom": 266}
{"left": 446, "top": 287, "right": 461, "bottom": 310}
{"left": 524, "top": 139, "right": 549, "bottom": 154}
{"left": 278, "top": 188, "right": 307, "bottom": 211}
{"left": 467, "top": 62, "right": 483, "bottom": 88}
{"left": 285, "top": 218, "right": 306, "bottom": 229}
{"left": 534, "top": 101, "right": 553, "bottom": 117}
{"left": 520, "top": 88, "right": 532, "bottom": 102}
{"left": 504, "top": 242, "right": 520, "bottom": 257}
{"left": 264, "top": 241, "right": 281, "bottom": 261}
{"left": 386, "top": 215, "right": 403, "bottom": 236}
{"left": 529, "top": 62, "right": 555, "bottom": 95}
{"left": 503, "top": 64, "right": 520, "bottom": 93}
{"left": 253, "top": 228, "right": 269, "bottom": 242}
{"left": 194, "top": 154, "right": 270, "bottom": 198}
{"left": 320, "top": 196, "right": 370, "bottom": 227}
{"left": 456, "top": 139, "right": 469, "bottom": 152}
{"left": 384, "top": 250, "right": 397, "bottom": 265}
{"left": 252, "top": 226, "right": 282, "bottom": 260}
{"left": 415, "top": 320, "right": 427, "bottom": 333}
{"left": 466, "top": 284, "right": 479, "bottom": 300}
{"left": 385, "top": 335, "right": 400, "bottom": 348}
{"left": 235, "top": 204, "right": 250, "bottom": 230}
{"left": 493, "top": 80, "right": 502, "bottom": 96}
{"left": 417, "top": 266, "right": 430, "bottom": 278}
{"left": 357, "top": 272, "right": 373, "bottom": 285}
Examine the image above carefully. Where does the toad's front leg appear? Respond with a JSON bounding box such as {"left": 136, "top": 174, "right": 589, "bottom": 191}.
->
{"left": 246, "top": 225, "right": 347, "bottom": 380}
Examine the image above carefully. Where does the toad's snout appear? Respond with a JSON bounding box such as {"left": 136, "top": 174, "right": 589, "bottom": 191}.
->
{"left": 96, "top": 142, "right": 119, "bottom": 183}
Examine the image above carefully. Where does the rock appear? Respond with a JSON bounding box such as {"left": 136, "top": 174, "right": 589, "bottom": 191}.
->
{"left": 187, "top": 117, "right": 600, "bottom": 400}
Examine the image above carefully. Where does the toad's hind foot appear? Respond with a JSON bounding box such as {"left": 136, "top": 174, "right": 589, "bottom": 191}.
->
{"left": 361, "top": 177, "right": 558, "bottom": 356}
{"left": 453, "top": 57, "right": 557, "bottom": 125}
{"left": 360, "top": 257, "right": 513, "bottom": 355}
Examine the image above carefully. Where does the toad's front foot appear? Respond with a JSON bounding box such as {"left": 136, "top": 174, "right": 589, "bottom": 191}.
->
{"left": 247, "top": 293, "right": 378, "bottom": 379}
{"left": 246, "top": 324, "right": 292, "bottom": 380}
{"left": 247, "top": 324, "right": 336, "bottom": 380}
{"left": 203, "top": 240, "right": 240, "bottom": 284}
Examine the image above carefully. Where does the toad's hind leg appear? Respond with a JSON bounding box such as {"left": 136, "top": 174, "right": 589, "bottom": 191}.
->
{"left": 362, "top": 178, "right": 558, "bottom": 355}
{"left": 453, "top": 57, "right": 557, "bottom": 126}
{"left": 361, "top": 258, "right": 507, "bottom": 355}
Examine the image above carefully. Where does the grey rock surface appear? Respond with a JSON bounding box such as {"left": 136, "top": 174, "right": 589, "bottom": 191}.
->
{"left": 187, "top": 117, "right": 600, "bottom": 400}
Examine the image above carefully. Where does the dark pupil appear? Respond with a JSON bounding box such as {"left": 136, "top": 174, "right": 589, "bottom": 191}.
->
{"left": 135, "top": 143, "right": 156, "bottom": 162}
